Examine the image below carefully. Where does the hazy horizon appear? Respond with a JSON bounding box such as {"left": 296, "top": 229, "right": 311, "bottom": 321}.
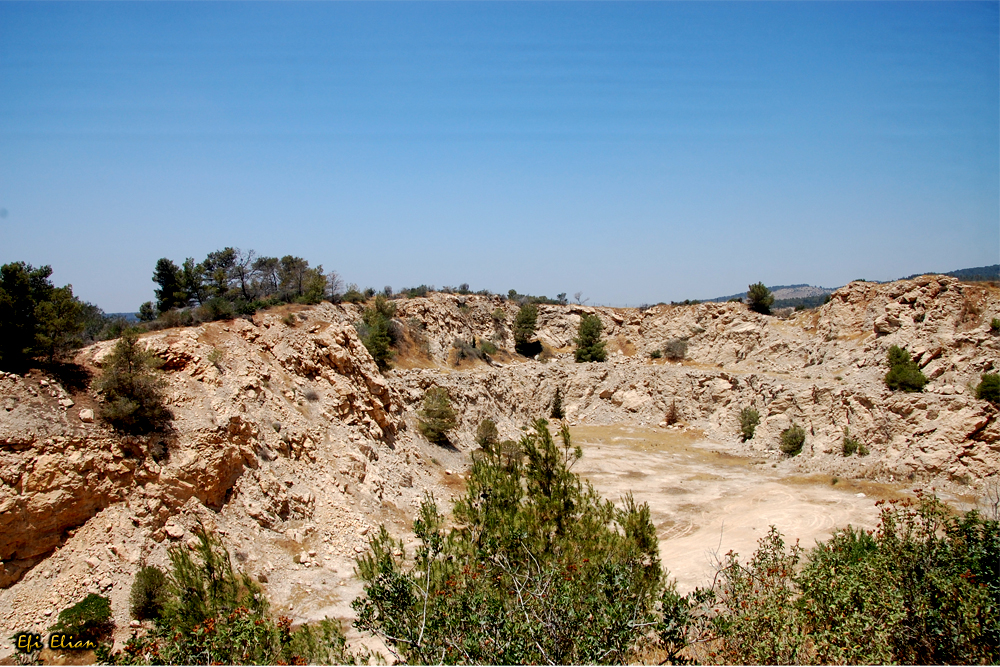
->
{"left": 2, "top": 2, "right": 997, "bottom": 312}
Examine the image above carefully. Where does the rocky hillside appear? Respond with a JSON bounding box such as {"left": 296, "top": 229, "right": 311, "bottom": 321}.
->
{"left": 0, "top": 275, "right": 997, "bottom": 652}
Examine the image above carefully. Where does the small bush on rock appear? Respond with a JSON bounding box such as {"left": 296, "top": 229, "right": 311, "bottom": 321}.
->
{"left": 739, "top": 407, "right": 760, "bottom": 442}
{"left": 780, "top": 423, "right": 805, "bottom": 456}
{"left": 885, "top": 345, "right": 928, "bottom": 393}
{"left": 51, "top": 593, "right": 114, "bottom": 639}
{"left": 417, "top": 387, "right": 457, "bottom": 444}
{"left": 977, "top": 373, "right": 1000, "bottom": 404}
{"left": 129, "top": 565, "right": 168, "bottom": 621}
{"left": 663, "top": 338, "right": 688, "bottom": 360}
{"left": 574, "top": 313, "right": 607, "bottom": 362}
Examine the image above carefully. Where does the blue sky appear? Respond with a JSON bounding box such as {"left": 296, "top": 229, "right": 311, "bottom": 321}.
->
{"left": 1, "top": 2, "right": 997, "bottom": 312}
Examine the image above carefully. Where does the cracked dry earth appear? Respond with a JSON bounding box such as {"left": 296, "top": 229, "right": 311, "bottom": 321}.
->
{"left": 1, "top": 275, "right": 998, "bottom": 661}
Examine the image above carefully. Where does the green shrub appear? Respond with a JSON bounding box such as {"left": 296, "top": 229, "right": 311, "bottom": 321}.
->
{"left": 739, "top": 407, "right": 760, "bottom": 442}
{"left": 108, "top": 527, "right": 355, "bottom": 665}
{"left": 841, "top": 427, "right": 862, "bottom": 456}
{"left": 747, "top": 282, "right": 775, "bottom": 315}
{"left": 574, "top": 312, "right": 607, "bottom": 362}
{"left": 663, "top": 338, "right": 688, "bottom": 360}
{"left": 885, "top": 345, "right": 928, "bottom": 392}
{"left": 513, "top": 302, "right": 539, "bottom": 356}
{"left": 779, "top": 423, "right": 805, "bottom": 456}
{"left": 451, "top": 338, "right": 483, "bottom": 364}
{"left": 474, "top": 418, "right": 500, "bottom": 450}
{"left": 649, "top": 348, "right": 663, "bottom": 359}
{"left": 97, "top": 328, "right": 171, "bottom": 434}
{"left": 479, "top": 339, "right": 498, "bottom": 355}
{"left": 689, "top": 494, "right": 1000, "bottom": 665}
{"left": 196, "top": 297, "right": 235, "bottom": 322}
{"left": 129, "top": 566, "right": 168, "bottom": 621}
{"left": 991, "top": 317, "right": 1000, "bottom": 333}
{"left": 550, "top": 386, "right": 565, "bottom": 419}
{"left": 51, "top": 593, "right": 113, "bottom": 639}
{"left": 352, "top": 419, "right": 671, "bottom": 664}
{"left": 358, "top": 296, "right": 396, "bottom": 371}
{"left": 417, "top": 387, "right": 457, "bottom": 444}
{"left": 977, "top": 373, "right": 1000, "bottom": 403}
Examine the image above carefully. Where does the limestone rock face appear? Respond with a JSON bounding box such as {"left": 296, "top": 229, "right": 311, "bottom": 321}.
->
{"left": 0, "top": 275, "right": 996, "bottom": 611}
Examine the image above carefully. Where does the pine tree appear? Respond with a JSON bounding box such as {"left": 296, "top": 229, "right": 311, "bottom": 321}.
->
{"left": 747, "top": 282, "right": 774, "bottom": 315}
{"left": 574, "top": 313, "right": 607, "bottom": 362}
{"left": 97, "top": 328, "right": 171, "bottom": 433}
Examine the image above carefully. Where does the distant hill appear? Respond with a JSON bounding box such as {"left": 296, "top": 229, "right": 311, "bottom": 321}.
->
{"left": 107, "top": 312, "right": 140, "bottom": 323}
{"left": 900, "top": 264, "right": 999, "bottom": 283}
{"left": 701, "top": 264, "right": 999, "bottom": 311}
{"left": 705, "top": 284, "right": 838, "bottom": 310}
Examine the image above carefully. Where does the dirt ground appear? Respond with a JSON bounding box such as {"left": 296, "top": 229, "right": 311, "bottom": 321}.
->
{"left": 568, "top": 424, "right": 919, "bottom": 592}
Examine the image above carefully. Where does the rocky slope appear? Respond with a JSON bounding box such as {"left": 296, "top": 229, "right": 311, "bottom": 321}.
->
{"left": 0, "top": 275, "right": 997, "bottom": 654}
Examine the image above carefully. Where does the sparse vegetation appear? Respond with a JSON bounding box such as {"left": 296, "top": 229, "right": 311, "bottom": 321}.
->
{"left": 96, "top": 328, "right": 171, "bottom": 433}
{"left": 739, "top": 407, "right": 760, "bottom": 442}
{"left": 779, "top": 423, "right": 805, "bottom": 456}
{"left": 977, "top": 373, "right": 1000, "bottom": 404}
{"left": 574, "top": 312, "right": 607, "bottom": 362}
{"left": 747, "top": 282, "right": 775, "bottom": 315}
{"left": 885, "top": 345, "right": 929, "bottom": 392}
{"left": 663, "top": 338, "right": 688, "bottom": 360}
{"left": 841, "top": 426, "right": 863, "bottom": 456}
{"left": 991, "top": 317, "right": 1000, "bottom": 333}
{"left": 417, "top": 387, "right": 457, "bottom": 444}
{"left": 207, "top": 347, "right": 223, "bottom": 369}
{"left": 109, "top": 527, "right": 354, "bottom": 665}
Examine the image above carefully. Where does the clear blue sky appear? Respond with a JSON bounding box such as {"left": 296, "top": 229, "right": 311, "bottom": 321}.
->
{"left": 1, "top": 2, "right": 997, "bottom": 312}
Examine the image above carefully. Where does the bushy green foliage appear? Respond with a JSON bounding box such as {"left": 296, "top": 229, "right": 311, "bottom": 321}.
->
{"left": 747, "top": 282, "right": 775, "bottom": 315}
{"left": 739, "top": 407, "right": 760, "bottom": 442}
{"left": 479, "top": 339, "right": 498, "bottom": 355}
{"left": 779, "top": 423, "right": 805, "bottom": 456}
{"left": 137, "top": 301, "right": 156, "bottom": 322}
{"left": 0, "top": 261, "right": 97, "bottom": 369}
{"left": 841, "top": 426, "right": 867, "bottom": 456}
{"left": 992, "top": 317, "right": 1000, "bottom": 333}
{"left": 150, "top": 250, "right": 338, "bottom": 324}
{"left": 474, "top": 418, "right": 500, "bottom": 450}
{"left": 96, "top": 328, "right": 171, "bottom": 433}
{"left": 129, "top": 566, "right": 168, "bottom": 621}
{"left": 359, "top": 295, "right": 396, "bottom": 371}
{"left": 691, "top": 494, "right": 1000, "bottom": 665}
{"left": 109, "top": 527, "right": 355, "bottom": 665}
{"left": 649, "top": 348, "right": 663, "bottom": 359}
{"left": 885, "top": 345, "right": 928, "bottom": 392}
{"left": 574, "top": 313, "right": 607, "bottom": 363}
{"left": 50, "top": 594, "right": 114, "bottom": 639}
{"left": 353, "top": 420, "right": 672, "bottom": 664}
{"left": 977, "top": 373, "right": 1000, "bottom": 403}
{"left": 417, "top": 387, "right": 457, "bottom": 444}
{"left": 663, "top": 338, "right": 688, "bottom": 360}
{"left": 513, "top": 302, "right": 539, "bottom": 356}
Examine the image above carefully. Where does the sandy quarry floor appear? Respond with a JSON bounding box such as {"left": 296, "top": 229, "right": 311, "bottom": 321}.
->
{"left": 568, "top": 425, "right": 917, "bottom": 593}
